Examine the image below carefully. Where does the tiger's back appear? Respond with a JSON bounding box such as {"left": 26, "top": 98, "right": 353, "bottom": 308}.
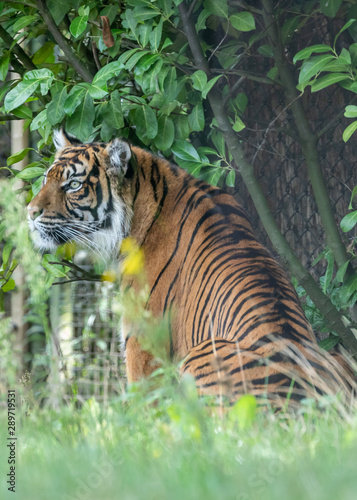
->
{"left": 27, "top": 131, "right": 352, "bottom": 406}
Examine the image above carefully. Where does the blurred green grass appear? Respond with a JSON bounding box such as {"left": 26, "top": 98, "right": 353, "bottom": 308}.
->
{"left": 1, "top": 374, "right": 357, "bottom": 500}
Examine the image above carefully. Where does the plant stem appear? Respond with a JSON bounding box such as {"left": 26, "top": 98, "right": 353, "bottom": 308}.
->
{"left": 178, "top": 0, "right": 357, "bottom": 357}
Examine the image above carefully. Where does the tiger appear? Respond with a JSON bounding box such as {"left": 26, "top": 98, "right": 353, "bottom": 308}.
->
{"left": 27, "top": 129, "right": 352, "bottom": 407}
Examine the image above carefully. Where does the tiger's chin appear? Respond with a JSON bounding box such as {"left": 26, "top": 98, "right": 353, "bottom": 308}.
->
{"left": 29, "top": 224, "right": 69, "bottom": 253}
{"left": 29, "top": 218, "right": 128, "bottom": 262}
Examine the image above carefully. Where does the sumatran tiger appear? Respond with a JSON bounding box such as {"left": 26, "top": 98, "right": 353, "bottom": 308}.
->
{"left": 27, "top": 129, "right": 352, "bottom": 407}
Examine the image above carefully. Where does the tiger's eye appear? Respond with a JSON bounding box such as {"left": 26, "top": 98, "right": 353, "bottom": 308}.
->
{"left": 69, "top": 180, "right": 81, "bottom": 190}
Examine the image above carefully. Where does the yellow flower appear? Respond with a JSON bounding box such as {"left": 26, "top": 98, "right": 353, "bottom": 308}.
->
{"left": 122, "top": 248, "right": 145, "bottom": 276}
{"left": 120, "top": 237, "right": 137, "bottom": 254}
{"left": 101, "top": 269, "right": 117, "bottom": 282}
{"left": 120, "top": 237, "right": 145, "bottom": 276}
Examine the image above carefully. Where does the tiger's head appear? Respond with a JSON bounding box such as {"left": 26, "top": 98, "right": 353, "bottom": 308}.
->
{"left": 27, "top": 130, "right": 134, "bottom": 259}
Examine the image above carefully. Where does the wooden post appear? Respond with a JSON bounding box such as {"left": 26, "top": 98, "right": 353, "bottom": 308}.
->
{"left": 10, "top": 120, "right": 29, "bottom": 370}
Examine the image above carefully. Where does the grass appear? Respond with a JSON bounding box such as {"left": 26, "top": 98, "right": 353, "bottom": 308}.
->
{"left": 1, "top": 372, "right": 357, "bottom": 500}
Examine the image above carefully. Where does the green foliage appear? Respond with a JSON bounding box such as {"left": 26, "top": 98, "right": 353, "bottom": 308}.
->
{"left": 294, "top": 17, "right": 357, "bottom": 141}
{"left": 0, "top": 366, "right": 357, "bottom": 500}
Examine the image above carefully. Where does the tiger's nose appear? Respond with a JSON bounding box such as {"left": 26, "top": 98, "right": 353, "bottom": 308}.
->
{"left": 27, "top": 204, "right": 43, "bottom": 220}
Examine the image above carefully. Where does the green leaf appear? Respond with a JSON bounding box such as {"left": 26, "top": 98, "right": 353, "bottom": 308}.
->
{"left": 126, "top": 51, "right": 148, "bottom": 71}
{"left": 4, "top": 80, "right": 40, "bottom": 112}
{"left": 138, "top": 23, "right": 152, "bottom": 49}
{"left": 30, "top": 109, "right": 49, "bottom": 132}
{"left": 229, "top": 394, "right": 257, "bottom": 429}
{"left": 32, "top": 42, "right": 55, "bottom": 65}
{"left": 24, "top": 68, "right": 54, "bottom": 95}
{"left": 257, "top": 45, "right": 274, "bottom": 57}
{"left": 0, "top": 53, "right": 10, "bottom": 81}
{"left": 100, "top": 5, "right": 119, "bottom": 24}
{"left": 2, "top": 279, "right": 15, "bottom": 292}
{"left": 7, "top": 147, "right": 32, "bottom": 166}
{"left": 149, "top": 19, "right": 163, "bottom": 52}
{"left": 124, "top": 9, "right": 138, "bottom": 33}
{"left": 118, "top": 48, "right": 140, "bottom": 65}
{"left": 16, "top": 166, "right": 45, "bottom": 181}
{"left": 293, "top": 45, "right": 332, "bottom": 64}
{"left": 338, "top": 47, "right": 351, "bottom": 65}
{"left": 135, "top": 105, "right": 158, "bottom": 140}
{"left": 230, "top": 12, "right": 255, "bottom": 32}
{"left": 345, "top": 105, "right": 357, "bottom": 118}
{"left": 188, "top": 104, "right": 205, "bottom": 132}
{"left": 343, "top": 120, "right": 357, "bottom": 142}
{"left": 334, "top": 19, "right": 356, "bottom": 46}
{"left": 311, "top": 73, "right": 349, "bottom": 92}
{"left": 64, "top": 85, "right": 88, "bottom": 116}
{"left": 172, "top": 141, "right": 201, "bottom": 162}
{"left": 341, "top": 210, "right": 357, "bottom": 232}
{"left": 233, "top": 92, "right": 248, "bottom": 114}
{"left": 298, "top": 54, "right": 335, "bottom": 84}
{"left": 32, "top": 176, "right": 43, "bottom": 197}
{"left": 24, "top": 68, "right": 54, "bottom": 82}
{"left": 47, "top": 0, "right": 73, "bottom": 25}
{"left": 319, "top": 336, "right": 339, "bottom": 351}
{"left": 232, "top": 115, "right": 245, "bottom": 132}
{"left": 88, "top": 83, "right": 108, "bottom": 99}
{"left": 70, "top": 16, "right": 89, "bottom": 38}
{"left": 336, "top": 260, "right": 350, "bottom": 283}
{"left": 162, "top": 67, "right": 177, "bottom": 98}
{"left": 191, "top": 70, "right": 207, "bottom": 92}
{"left": 11, "top": 15, "right": 37, "bottom": 33}
{"left": 184, "top": 162, "right": 202, "bottom": 177}
{"left": 92, "top": 61, "right": 123, "bottom": 87}
{"left": 211, "top": 130, "right": 226, "bottom": 158}
{"left": 225, "top": 169, "right": 235, "bottom": 187}
{"left": 174, "top": 115, "right": 190, "bottom": 140}
{"left": 47, "top": 85, "right": 68, "bottom": 125}
{"left": 155, "top": 116, "right": 175, "bottom": 151}
{"left": 349, "top": 185, "right": 357, "bottom": 209}
{"left": 2, "top": 241, "right": 13, "bottom": 268}
{"left": 203, "top": 0, "right": 228, "bottom": 19}
{"left": 322, "top": 249, "right": 334, "bottom": 293}
{"left": 207, "top": 167, "right": 224, "bottom": 186}
{"left": 11, "top": 105, "right": 32, "bottom": 119}
{"left": 338, "top": 274, "right": 357, "bottom": 304}
{"left": 103, "top": 90, "right": 124, "bottom": 129}
{"left": 66, "top": 91, "right": 95, "bottom": 141}
{"left": 320, "top": 0, "right": 342, "bottom": 18}
{"left": 42, "top": 254, "right": 68, "bottom": 278}
{"left": 202, "top": 75, "right": 222, "bottom": 98}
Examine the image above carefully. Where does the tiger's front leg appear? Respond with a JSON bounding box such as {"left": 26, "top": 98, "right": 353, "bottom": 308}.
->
{"left": 125, "top": 336, "right": 158, "bottom": 382}
{"left": 121, "top": 319, "right": 159, "bottom": 382}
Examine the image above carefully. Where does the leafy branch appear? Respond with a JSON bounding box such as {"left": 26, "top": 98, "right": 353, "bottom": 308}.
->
{"left": 178, "top": 0, "right": 357, "bottom": 357}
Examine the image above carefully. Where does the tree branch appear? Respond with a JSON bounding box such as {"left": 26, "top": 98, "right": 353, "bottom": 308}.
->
{"left": 0, "top": 114, "right": 26, "bottom": 121}
{"left": 36, "top": 0, "right": 94, "bottom": 83}
{"left": 178, "top": 0, "right": 357, "bottom": 357}
{"left": 0, "top": 25, "right": 37, "bottom": 73}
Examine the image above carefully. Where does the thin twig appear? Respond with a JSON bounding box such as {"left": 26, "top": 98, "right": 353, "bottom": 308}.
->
{"left": 91, "top": 41, "right": 101, "bottom": 71}
{"left": 208, "top": 23, "right": 229, "bottom": 63}
{"left": 251, "top": 93, "right": 302, "bottom": 165}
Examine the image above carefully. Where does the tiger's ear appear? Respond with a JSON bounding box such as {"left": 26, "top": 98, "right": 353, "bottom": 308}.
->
{"left": 105, "top": 138, "right": 132, "bottom": 175}
{"left": 53, "top": 129, "right": 82, "bottom": 151}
